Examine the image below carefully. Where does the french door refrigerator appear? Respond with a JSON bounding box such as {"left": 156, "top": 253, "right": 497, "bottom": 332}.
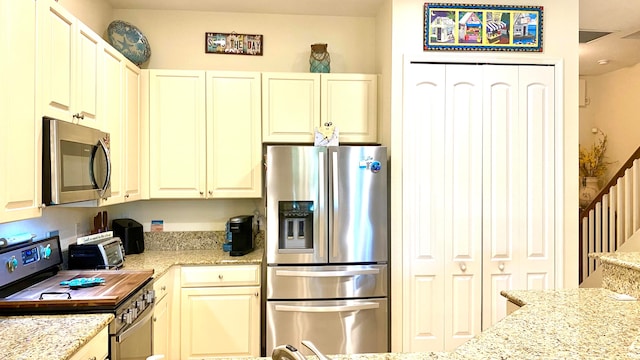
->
{"left": 265, "top": 145, "right": 389, "bottom": 356}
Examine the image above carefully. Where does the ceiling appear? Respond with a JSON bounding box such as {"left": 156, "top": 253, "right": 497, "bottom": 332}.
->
{"left": 580, "top": 0, "right": 640, "bottom": 76}
{"left": 107, "top": 0, "right": 639, "bottom": 76}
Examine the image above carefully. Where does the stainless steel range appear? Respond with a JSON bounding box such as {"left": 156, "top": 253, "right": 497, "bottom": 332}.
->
{"left": 0, "top": 235, "right": 155, "bottom": 360}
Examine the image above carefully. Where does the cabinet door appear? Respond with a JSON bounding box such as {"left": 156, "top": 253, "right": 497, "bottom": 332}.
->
{"left": 100, "top": 46, "right": 125, "bottom": 206}
{"left": 153, "top": 295, "right": 170, "bottom": 357}
{"left": 206, "top": 71, "right": 262, "bottom": 198}
{"left": 181, "top": 286, "right": 260, "bottom": 359}
{"left": 75, "top": 22, "right": 101, "bottom": 129}
{"left": 321, "top": 74, "right": 378, "bottom": 143}
{"left": 149, "top": 70, "right": 206, "bottom": 198}
{"left": 124, "top": 62, "right": 142, "bottom": 201}
{"left": 0, "top": 0, "right": 41, "bottom": 224}
{"left": 481, "top": 65, "right": 555, "bottom": 329}
{"left": 262, "top": 73, "right": 320, "bottom": 142}
{"left": 39, "top": 0, "right": 75, "bottom": 121}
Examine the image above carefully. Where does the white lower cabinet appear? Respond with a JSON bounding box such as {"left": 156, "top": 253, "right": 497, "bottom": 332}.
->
{"left": 152, "top": 267, "right": 177, "bottom": 359}
{"left": 69, "top": 326, "right": 108, "bottom": 360}
{"left": 180, "top": 265, "right": 261, "bottom": 359}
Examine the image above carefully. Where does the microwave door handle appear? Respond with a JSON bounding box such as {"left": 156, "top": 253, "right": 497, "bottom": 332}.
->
{"left": 94, "top": 137, "right": 111, "bottom": 197}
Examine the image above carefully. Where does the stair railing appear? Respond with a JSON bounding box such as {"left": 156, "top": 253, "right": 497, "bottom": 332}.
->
{"left": 579, "top": 145, "right": 640, "bottom": 284}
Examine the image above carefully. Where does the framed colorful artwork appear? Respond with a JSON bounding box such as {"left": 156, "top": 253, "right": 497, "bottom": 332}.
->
{"left": 424, "top": 3, "right": 543, "bottom": 52}
{"left": 205, "top": 32, "right": 263, "bottom": 55}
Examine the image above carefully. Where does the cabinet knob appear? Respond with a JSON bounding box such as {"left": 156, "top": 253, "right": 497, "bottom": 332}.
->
{"left": 459, "top": 262, "right": 467, "bottom": 272}
{"left": 255, "top": 292, "right": 259, "bottom": 297}
{"left": 208, "top": 190, "right": 213, "bottom": 195}
{"left": 218, "top": 274, "right": 223, "bottom": 280}
{"left": 161, "top": 285, "right": 166, "bottom": 291}
{"left": 200, "top": 191, "right": 204, "bottom": 195}
{"left": 125, "top": 194, "right": 130, "bottom": 198}
{"left": 498, "top": 263, "right": 505, "bottom": 272}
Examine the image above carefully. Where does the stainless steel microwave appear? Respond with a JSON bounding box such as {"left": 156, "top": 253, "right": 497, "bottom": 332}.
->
{"left": 42, "top": 117, "right": 111, "bottom": 205}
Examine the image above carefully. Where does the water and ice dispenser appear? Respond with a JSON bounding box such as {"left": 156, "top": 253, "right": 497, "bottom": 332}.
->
{"left": 278, "top": 201, "right": 314, "bottom": 251}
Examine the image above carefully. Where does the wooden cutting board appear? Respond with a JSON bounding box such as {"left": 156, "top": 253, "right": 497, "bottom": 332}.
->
{"left": 0, "top": 269, "right": 154, "bottom": 311}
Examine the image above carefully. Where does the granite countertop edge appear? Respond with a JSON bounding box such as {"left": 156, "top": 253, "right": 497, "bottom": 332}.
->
{"left": 0, "top": 313, "right": 114, "bottom": 360}
{"left": 589, "top": 251, "right": 640, "bottom": 271}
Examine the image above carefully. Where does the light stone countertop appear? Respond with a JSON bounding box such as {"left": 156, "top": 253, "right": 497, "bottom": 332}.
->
{"left": 122, "top": 245, "right": 264, "bottom": 277}
{"left": 0, "top": 313, "right": 113, "bottom": 360}
{"left": 457, "top": 287, "right": 640, "bottom": 359}
{"left": 590, "top": 252, "right": 640, "bottom": 271}
{"left": 8, "top": 234, "right": 640, "bottom": 360}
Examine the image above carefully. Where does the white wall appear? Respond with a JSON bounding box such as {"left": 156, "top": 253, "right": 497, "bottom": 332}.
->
{"left": 58, "top": 0, "right": 113, "bottom": 37}
{"left": 389, "top": 0, "right": 580, "bottom": 351}
{"left": 580, "top": 66, "right": 640, "bottom": 182}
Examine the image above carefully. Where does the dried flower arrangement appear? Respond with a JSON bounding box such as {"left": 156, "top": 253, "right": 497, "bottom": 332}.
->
{"left": 579, "top": 129, "right": 615, "bottom": 179}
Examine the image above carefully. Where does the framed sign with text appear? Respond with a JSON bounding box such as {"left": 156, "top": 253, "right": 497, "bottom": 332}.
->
{"left": 205, "top": 32, "right": 263, "bottom": 55}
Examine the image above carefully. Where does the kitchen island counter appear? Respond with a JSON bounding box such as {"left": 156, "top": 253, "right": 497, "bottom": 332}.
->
{"left": 0, "top": 313, "right": 113, "bottom": 360}
{"left": 455, "top": 287, "right": 640, "bottom": 359}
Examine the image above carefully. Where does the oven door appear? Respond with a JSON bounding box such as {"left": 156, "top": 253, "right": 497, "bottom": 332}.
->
{"left": 110, "top": 304, "right": 154, "bottom": 360}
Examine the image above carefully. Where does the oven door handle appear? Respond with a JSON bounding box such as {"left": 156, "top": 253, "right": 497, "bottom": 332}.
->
{"left": 115, "top": 305, "right": 154, "bottom": 343}
{"left": 275, "top": 302, "right": 380, "bottom": 313}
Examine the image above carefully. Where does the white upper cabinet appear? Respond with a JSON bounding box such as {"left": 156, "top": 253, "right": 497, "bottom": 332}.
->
{"left": 39, "top": 0, "right": 102, "bottom": 129}
{"left": 262, "top": 73, "right": 378, "bottom": 143}
{"left": 148, "top": 70, "right": 262, "bottom": 199}
{"left": 261, "top": 73, "right": 320, "bottom": 143}
{"left": 149, "top": 70, "right": 207, "bottom": 199}
{"left": 321, "top": 73, "right": 378, "bottom": 143}
{"left": 99, "top": 48, "right": 141, "bottom": 206}
{"left": 206, "top": 71, "right": 262, "bottom": 198}
{"left": 124, "top": 62, "right": 142, "bottom": 202}
{"left": 0, "top": 0, "right": 41, "bottom": 224}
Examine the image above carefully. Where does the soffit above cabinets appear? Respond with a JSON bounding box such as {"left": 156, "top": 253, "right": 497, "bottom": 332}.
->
{"left": 106, "top": 0, "right": 385, "bottom": 17}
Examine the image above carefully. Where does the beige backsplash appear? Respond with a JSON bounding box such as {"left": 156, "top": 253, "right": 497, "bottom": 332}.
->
{"left": 144, "top": 231, "right": 264, "bottom": 251}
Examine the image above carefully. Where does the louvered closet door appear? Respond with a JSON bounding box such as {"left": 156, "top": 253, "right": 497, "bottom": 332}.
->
{"left": 481, "top": 65, "right": 555, "bottom": 329}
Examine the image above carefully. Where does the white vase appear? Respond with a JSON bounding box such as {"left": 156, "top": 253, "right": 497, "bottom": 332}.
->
{"left": 579, "top": 176, "right": 599, "bottom": 208}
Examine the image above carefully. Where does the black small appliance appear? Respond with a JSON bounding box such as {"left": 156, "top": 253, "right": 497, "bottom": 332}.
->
{"left": 229, "top": 215, "right": 255, "bottom": 256}
{"left": 112, "top": 218, "right": 145, "bottom": 255}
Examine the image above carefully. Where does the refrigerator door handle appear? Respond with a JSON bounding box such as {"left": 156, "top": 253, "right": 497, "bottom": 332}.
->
{"left": 330, "top": 150, "right": 339, "bottom": 259}
{"left": 318, "top": 150, "right": 326, "bottom": 260}
{"left": 275, "top": 302, "right": 380, "bottom": 313}
{"left": 275, "top": 269, "right": 380, "bottom": 277}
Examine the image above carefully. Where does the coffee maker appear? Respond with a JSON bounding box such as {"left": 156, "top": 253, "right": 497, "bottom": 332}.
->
{"left": 229, "top": 215, "right": 255, "bottom": 256}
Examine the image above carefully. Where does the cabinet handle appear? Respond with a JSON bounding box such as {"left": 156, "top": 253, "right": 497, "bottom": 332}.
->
{"left": 161, "top": 285, "right": 166, "bottom": 291}
{"left": 208, "top": 190, "right": 213, "bottom": 195}
{"left": 255, "top": 292, "right": 259, "bottom": 297}
{"left": 73, "top": 113, "right": 85, "bottom": 120}
{"left": 200, "top": 191, "right": 204, "bottom": 195}
{"left": 89, "top": 357, "right": 97, "bottom": 360}
{"left": 125, "top": 194, "right": 130, "bottom": 198}
{"left": 218, "top": 274, "right": 223, "bottom": 280}
{"left": 498, "top": 263, "right": 505, "bottom": 272}
{"left": 459, "top": 263, "right": 467, "bottom": 272}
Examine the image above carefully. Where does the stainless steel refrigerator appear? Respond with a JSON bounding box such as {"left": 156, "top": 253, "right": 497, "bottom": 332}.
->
{"left": 265, "top": 145, "right": 388, "bottom": 356}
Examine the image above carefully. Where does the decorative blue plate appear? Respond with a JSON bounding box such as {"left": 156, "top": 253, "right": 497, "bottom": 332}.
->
{"left": 107, "top": 20, "right": 151, "bottom": 65}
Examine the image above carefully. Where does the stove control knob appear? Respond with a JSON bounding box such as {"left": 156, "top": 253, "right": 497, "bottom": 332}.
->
{"left": 41, "top": 244, "right": 52, "bottom": 259}
{"left": 122, "top": 310, "right": 133, "bottom": 325}
{"left": 146, "top": 290, "right": 155, "bottom": 304}
{"left": 6, "top": 256, "right": 18, "bottom": 273}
